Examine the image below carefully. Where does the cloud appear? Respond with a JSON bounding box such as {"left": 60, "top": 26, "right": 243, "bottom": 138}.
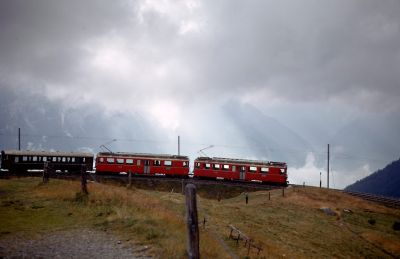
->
{"left": 1, "top": 0, "right": 399, "bottom": 187}
{"left": 289, "top": 152, "right": 373, "bottom": 189}
{"left": 1, "top": 0, "right": 399, "bottom": 115}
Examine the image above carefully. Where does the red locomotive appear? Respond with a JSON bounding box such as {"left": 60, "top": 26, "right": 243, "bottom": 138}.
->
{"left": 193, "top": 157, "right": 287, "bottom": 185}
{"left": 95, "top": 152, "right": 190, "bottom": 177}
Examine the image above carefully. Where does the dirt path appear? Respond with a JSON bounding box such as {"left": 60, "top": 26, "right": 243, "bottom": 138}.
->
{"left": 0, "top": 229, "right": 152, "bottom": 259}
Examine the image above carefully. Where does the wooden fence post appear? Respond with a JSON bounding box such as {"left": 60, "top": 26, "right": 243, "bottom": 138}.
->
{"left": 127, "top": 170, "right": 132, "bottom": 188}
{"left": 282, "top": 188, "right": 285, "bottom": 197}
{"left": 185, "top": 184, "right": 199, "bottom": 259}
{"left": 268, "top": 192, "right": 271, "bottom": 201}
{"left": 81, "top": 165, "right": 88, "bottom": 195}
{"left": 42, "top": 162, "right": 49, "bottom": 183}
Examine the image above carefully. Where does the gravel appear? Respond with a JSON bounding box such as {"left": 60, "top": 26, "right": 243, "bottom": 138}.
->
{"left": 0, "top": 229, "right": 152, "bottom": 259}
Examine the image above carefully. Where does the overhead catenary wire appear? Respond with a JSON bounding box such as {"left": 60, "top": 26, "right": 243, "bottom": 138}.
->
{"left": 0, "top": 132, "right": 392, "bottom": 164}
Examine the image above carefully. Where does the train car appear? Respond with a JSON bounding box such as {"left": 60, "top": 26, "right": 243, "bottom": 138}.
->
{"left": 95, "top": 152, "right": 190, "bottom": 177}
{"left": 193, "top": 157, "right": 288, "bottom": 185}
{"left": 0, "top": 150, "right": 94, "bottom": 173}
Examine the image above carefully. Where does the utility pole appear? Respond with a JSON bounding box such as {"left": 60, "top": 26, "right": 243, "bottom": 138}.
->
{"left": 18, "top": 128, "right": 21, "bottom": 150}
{"left": 327, "top": 144, "right": 330, "bottom": 189}
{"left": 178, "top": 136, "right": 180, "bottom": 156}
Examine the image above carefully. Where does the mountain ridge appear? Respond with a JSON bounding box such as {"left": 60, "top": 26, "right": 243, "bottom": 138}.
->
{"left": 345, "top": 157, "right": 400, "bottom": 198}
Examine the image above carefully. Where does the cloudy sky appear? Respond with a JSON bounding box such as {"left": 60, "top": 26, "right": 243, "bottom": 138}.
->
{"left": 1, "top": 0, "right": 400, "bottom": 188}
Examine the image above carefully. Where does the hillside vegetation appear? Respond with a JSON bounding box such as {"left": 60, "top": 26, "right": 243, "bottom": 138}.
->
{"left": 1, "top": 178, "right": 400, "bottom": 258}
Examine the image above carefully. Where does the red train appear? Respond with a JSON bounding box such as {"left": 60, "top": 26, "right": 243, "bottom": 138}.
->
{"left": 95, "top": 152, "right": 190, "bottom": 177}
{"left": 1, "top": 150, "right": 288, "bottom": 185}
{"left": 193, "top": 157, "right": 287, "bottom": 185}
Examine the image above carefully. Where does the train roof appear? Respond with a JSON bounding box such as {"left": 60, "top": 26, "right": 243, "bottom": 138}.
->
{"left": 1, "top": 150, "right": 93, "bottom": 157}
{"left": 195, "top": 156, "right": 286, "bottom": 167}
{"left": 97, "top": 152, "right": 189, "bottom": 160}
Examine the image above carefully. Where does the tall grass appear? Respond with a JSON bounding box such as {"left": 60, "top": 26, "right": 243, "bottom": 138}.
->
{"left": 2, "top": 178, "right": 400, "bottom": 258}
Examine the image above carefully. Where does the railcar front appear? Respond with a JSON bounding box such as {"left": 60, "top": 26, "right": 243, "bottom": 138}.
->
{"left": 95, "top": 152, "right": 190, "bottom": 177}
{"left": 0, "top": 150, "right": 93, "bottom": 173}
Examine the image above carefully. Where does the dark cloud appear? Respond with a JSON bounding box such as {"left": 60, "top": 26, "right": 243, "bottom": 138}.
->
{"left": 1, "top": 0, "right": 399, "bottom": 188}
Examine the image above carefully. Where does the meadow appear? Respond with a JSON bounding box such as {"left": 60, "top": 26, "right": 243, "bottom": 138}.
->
{"left": 1, "top": 177, "right": 399, "bottom": 258}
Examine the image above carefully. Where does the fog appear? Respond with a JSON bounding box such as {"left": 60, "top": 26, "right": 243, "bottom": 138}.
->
{"left": 1, "top": 0, "right": 400, "bottom": 188}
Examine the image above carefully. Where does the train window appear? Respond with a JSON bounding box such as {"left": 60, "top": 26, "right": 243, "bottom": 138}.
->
{"left": 43, "top": 157, "right": 47, "bottom": 162}
{"left": 280, "top": 168, "right": 285, "bottom": 174}
{"left": 249, "top": 166, "right": 257, "bottom": 172}
{"left": 23, "top": 156, "right": 27, "bottom": 162}
{"left": 126, "top": 159, "right": 133, "bottom": 164}
{"left": 62, "top": 157, "right": 66, "bottom": 162}
{"left": 164, "top": 160, "right": 172, "bottom": 166}
{"left": 205, "top": 163, "right": 211, "bottom": 169}
{"left": 83, "top": 158, "right": 86, "bottom": 162}
{"left": 213, "top": 164, "right": 220, "bottom": 170}
{"left": 183, "top": 161, "right": 188, "bottom": 167}
{"left": 14, "top": 157, "right": 19, "bottom": 163}
{"left": 137, "top": 160, "right": 141, "bottom": 166}
{"left": 195, "top": 162, "right": 200, "bottom": 168}
{"left": 52, "top": 157, "right": 57, "bottom": 162}
{"left": 223, "top": 164, "right": 229, "bottom": 170}
{"left": 38, "top": 157, "right": 42, "bottom": 162}
{"left": 66, "top": 157, "right": 70, "bottom": 162}
{"left": 232, "top": 165, "right": 236, "bottom": 172}
{"left": 117, "top": 158, "right": 124, "bottom": 164}
{"left": 153, "top": 160, "right": 161, "bottom": 166}
{"left": 107, "top": 158, "right": 114, "bottom": 163}
{"left": 72, "top": 157, "right": 75, "bottom": 163}
{"left": 261, "top": 167, "right": 269, "bottom": 173}
{"left": 99, "top": 157, "right": 104, "bottom": 163}
{"left": 33, "top": 156, "right": 38, "bottom": 162}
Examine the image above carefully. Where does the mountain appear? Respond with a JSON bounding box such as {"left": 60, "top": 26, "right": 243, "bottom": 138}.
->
{"left": 222, "top": 102, "right": 313, "bottom": 167}
{"left": 0, "top": 87, "right": 165, "bottom": 154}
{"left": 345, "top": 158, "right": 400, "bottom": 198}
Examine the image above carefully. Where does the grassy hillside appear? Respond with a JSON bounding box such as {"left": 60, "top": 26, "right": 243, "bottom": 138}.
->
{"left": 1, "top": 178, "right": 400, "bottom": 258}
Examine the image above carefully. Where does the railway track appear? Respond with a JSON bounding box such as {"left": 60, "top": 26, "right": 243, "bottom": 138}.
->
{"left": 2, "top": 171, "right": 399, "bottom": 208}
{"left": 0, "top": 171, "right": 283, "bottom": 191}
{"left": 343, "top": 190, "right": 400, "bottom": 209}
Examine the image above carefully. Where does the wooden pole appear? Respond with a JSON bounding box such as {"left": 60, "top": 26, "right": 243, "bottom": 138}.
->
{"left": 128, "top": 170, "right": 132, "bottom": 188}
{"left": 81, "top": 165, "right": 88, "bottom": 195}
{"left": 282, "top": 188, "right": 285, "bottom": 197}
{"left": 178, "top": 135, "right": 180, "bottom": 156}
{"left": 185, "top": 184, "right": 199, "bottom": 259}
{"left": 327, "top": 144, "right": 330, "bottom": 189}
{"left": 268, "top": 192, "right": 270, "bottom": 201}
{"left": 18, "top": 128, "right": 21, "bottom": 150}
{"left": 42, "top": 162, "right": 49, "bottom": 183}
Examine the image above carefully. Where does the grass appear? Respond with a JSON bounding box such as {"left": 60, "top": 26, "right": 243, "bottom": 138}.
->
{"left": 1, "top": 178, "right": 400, "bottom": 258}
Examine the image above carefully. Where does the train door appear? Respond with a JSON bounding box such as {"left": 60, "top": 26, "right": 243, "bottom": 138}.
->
{"left": 144, "top": 160, "right": 150, "bottom": 174}
{"left": 240, "top": 166, "right": 246, "bottom": 180}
